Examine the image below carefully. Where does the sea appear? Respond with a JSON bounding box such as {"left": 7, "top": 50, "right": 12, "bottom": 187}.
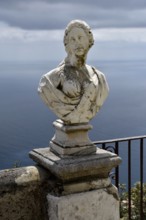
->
{"left": 0, "top": 59, "right": 146, "bottom": 186}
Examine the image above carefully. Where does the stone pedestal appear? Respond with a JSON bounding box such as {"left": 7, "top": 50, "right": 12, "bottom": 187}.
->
{"left": 50, "top": 120, "right": 96, "bottom": 157}
{"left": 30, "top": 147, "right": 121, "bottom": 220}
{"left": 29, "top": 120, "right": 121, "bottom": 220}
{"left": 48, "top": 186, "right": 119, "bottom": 220}
{"left": 29, "top": 147, "right": 121, "bottom": 182}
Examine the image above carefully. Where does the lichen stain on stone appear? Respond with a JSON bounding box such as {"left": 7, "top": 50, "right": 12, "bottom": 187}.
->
{"left": 0, "top": 187, "right": 45, "bottom": 220}
{"left": 15, "top": 167, "right": 40, "bottom": 186}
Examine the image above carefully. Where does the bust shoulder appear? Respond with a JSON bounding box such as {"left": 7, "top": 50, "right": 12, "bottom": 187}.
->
{"left": 44, "top": 64, "right": 65, "bottom": 87}
{"left": 90, "top": 65, "right": 106, "bottom": 80}
{"left": 88, "top": 65, "right": 103, "bottom": 76}
{"left": 85, "top": 64, "right": 104, "bottom": 80}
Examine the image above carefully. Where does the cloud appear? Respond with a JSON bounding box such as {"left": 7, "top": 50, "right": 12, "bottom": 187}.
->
{"left": 1, "top": 0, "right": 146, "bottom": 10}
{"left": 0, "top": 0, "right": 146, "bottom": 62}
{"left": 0, "top": 22, "right": 146, "bottom": 61}
{"left": 0, "top": 0, "right": 146, "bottom": 30}
{"left": 93, "top": 28, "right": 146, "bottom": 43}
{"left": 1, "top": 21, "right": 146, "bottom": 44}
{"left": 0, "top": 22, "right": 64, "bottom": 42}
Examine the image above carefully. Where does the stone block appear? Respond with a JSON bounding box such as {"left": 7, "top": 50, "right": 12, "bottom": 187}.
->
{"left": 29, "top": 148, "right": 121, "bottom": 182}
{"left": 47, "top": 186, "right": 119, "bottom": 220}
{"left": 50, "top": 120, "right": 96, "bottom": 156}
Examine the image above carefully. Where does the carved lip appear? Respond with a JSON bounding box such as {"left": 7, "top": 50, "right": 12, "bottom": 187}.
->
{"left": 75, "top": 47, "right": 85, "bottom": 54}
{"left": 75, "top": 47, "right": 84, "bottom": 50}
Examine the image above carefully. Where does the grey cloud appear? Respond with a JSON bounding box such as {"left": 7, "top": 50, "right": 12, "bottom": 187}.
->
{"left": 0, "top": 0, "right": 146, "bottom": 30}
{"left": 1, "top": 0, "right": 146, "bottom": 9}
{"left": 47, "top": 0, "right": 146, "bottom": 10}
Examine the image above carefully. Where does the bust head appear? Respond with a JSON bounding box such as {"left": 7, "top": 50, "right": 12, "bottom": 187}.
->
{"left": 64, "top": 20, "right": 94, "bottom": 56}
{"left": 38, "top": 19, "right": 109, "bottom": 125}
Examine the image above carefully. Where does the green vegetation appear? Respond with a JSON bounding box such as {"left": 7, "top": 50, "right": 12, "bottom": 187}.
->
{"left": 12, "top": 160, "right": 21, "bottom": 168}
{"left": 120, "top": 182, "right": 146, "bottom": 220}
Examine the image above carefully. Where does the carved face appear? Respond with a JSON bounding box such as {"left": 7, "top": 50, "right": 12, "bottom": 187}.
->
{"left": 68, "top": 27, "right": 89, "bottom": 56}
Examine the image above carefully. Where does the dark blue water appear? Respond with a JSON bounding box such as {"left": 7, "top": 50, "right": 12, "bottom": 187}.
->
{"left": 0, "top": 60, "right": 146, "bottom": 185}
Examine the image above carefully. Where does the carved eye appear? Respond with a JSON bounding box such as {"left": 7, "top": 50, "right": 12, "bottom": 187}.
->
{"left": 71, "top": 37, "right": 75, "bottom": 42}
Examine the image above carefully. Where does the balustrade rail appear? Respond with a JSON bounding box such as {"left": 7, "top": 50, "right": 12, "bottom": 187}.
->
{"left": 94, "top": 135, "right": 146, "bottom": 220}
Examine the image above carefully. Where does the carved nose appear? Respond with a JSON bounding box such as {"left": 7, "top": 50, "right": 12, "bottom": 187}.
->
{"left": 75, "top": 42, "right": 82, "bottom": 48}
{"left": 75, "top": 38, "right": 81, "bottom": 44}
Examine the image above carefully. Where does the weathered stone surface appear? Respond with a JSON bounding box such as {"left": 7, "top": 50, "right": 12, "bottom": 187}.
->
{"left": 28, "top": 19, "right": 121, "bottom": 220}
{"left": 62, "top": 177, "right": 111, "bottom": 195}
{"left": 29, "top": 148, "right": 122, "bottom": 182}
{"left": 47, "top": 186, "right": 119, "bottom": 220}
{"left": 0, "top": 166, "right": 50, "bottom": 220}
{"left": 38, "top": 20, "right": 109, "bottom": 124}
{"left": 50, "top": 120, "right": 96, "bottom": 156}
{"left": 41, "top": 120, "right": 97, "bottom": 158}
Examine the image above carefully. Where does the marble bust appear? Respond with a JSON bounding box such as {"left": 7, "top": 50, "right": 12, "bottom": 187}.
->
{"left": 38, "top": 20, "right": 109, "bottom": 124}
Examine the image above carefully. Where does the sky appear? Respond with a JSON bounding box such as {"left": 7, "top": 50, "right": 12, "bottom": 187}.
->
{"left": 0, "top": 0, "right": 146, "bottom": 61}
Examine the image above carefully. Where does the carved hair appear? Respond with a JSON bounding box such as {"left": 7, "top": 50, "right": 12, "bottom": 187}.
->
{"left": 64, "top": 20, "right": 94, "bottom": 53}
